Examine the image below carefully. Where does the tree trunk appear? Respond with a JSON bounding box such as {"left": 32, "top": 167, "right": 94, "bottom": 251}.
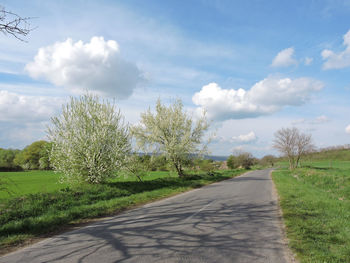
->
{"left": 174, "top": 162, "right": 184, "bottom": 177}
{"left": 296, "top": 155, "right": 301, "bottom": 168}
{"left": 288, "top": 155, "right": 295, "bottom": 170}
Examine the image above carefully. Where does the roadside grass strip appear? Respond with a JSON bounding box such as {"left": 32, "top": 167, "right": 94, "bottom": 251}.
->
{"left": 272, "top": 166, "right": 350, "bottom": 262}
{"left": 0, "top": 169, "right": 245, "bottom": 251}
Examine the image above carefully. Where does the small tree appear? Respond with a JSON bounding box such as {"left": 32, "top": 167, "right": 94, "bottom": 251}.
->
{"left": 236, "top": 152, "right": 254, "bottom": 169}
{"left": 227, "top": 152, "right": 254, "bottom": 169}
{"left": 132, "top": 99, "right": 209, "bottom": 177}
{"left": 273, "top": 127, "right": 314, "bottom": 170}
{"left": 120, "top": 154, "right": 147, "bottom": 182}
{"left": 48, "top": 94, "right": 131, "bottom": 184}
{"left": 13, "top": 140, "right": 48, "bottom": 170}
{"left": 227, "top": 155, "right": 238, "bottom": 169}
{"left": 260, "top": 155, "right": 276, "bottom": 167}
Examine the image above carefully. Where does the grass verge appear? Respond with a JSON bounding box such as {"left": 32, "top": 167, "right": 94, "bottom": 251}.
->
{"left": 272, "top": 166, "right": 350, "bottom": 262}
{"left": 0, "top": 169, "right": 245, "bottom": 254}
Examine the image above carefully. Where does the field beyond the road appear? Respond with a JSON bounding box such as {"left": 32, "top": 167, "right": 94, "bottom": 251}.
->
{"left": 273, "top": 161, "right": 350, "bottom": 262}
{"left": 0, "top": 169, "right": 245, "bottom": 253}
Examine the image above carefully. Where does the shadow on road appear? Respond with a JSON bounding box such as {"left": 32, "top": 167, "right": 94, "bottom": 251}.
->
{"left": 2, "top": 170, "right": 286, "bottom": 263}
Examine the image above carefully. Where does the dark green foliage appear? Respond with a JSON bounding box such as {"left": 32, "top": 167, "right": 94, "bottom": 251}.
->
{"left": 195, "top": 159, "right": 215, "bottom": 174}
{"left": 0, "top": 148, "right": 21, "bottom": 171}
{"left": 134, "top": 155, "right": 170, "bottom": 171}
{"left": 227, "top": 155, "right": 238, "bottom": 169}
{"left": 13, "top": 141, "right": 51, "bottom": 170}
{"left": 227, "top": 152, "right": 255, "bottom": 169}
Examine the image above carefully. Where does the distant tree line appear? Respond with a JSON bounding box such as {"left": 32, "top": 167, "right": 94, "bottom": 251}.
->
{"left": 0, "top": 140, "right": 51, "bottom": 171}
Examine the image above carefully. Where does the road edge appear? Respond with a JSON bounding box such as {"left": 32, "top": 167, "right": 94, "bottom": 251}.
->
{"left": 269, "top": 169, "right": 299, "bottom": 263}
{"left": 0, "top": 169, "right": 251, "bottom": 257}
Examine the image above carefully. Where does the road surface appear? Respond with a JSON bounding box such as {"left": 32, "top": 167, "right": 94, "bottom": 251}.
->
{"left": 0, "top": 169, "right": 291, "bottom": 263}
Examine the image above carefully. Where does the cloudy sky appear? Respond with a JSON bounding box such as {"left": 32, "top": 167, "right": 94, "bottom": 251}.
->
{"left": 0, "top": 0, "right": 349, "bottom": 157}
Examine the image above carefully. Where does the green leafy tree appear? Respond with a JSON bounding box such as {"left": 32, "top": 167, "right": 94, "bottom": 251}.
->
{"left": 39, "top": 142, "right": 53, "bottom": 170}
{"left": 227, "top": 152, "right": 255, "bottom": 169}
{"left": 227, "top": 155, "right": 239, "bottom": 169}
{"left": 149, "top": 155, "right": 170, "bottom": 171}
{"left": 48, "top": 93, "right": 131, "bottom": 184}
{"left": 260, "top": 155, "right": 276, "bottom": 167}
{"left": 199, "top": 159, "right": 215, "bottom": 174}
{"left": 0, "top": 148, "right": 20, "bottom": 171}
{"left": 13, "top": 141, "right": 48, "bottom": 170}
{"left": 120, "top": 154, "right": 147, "bottom": 182}
{"left": 237, "top": 152, "right": 254, "bottom": 169}
{"left": 132, "top": 99, "right": 209, "bottom": 177}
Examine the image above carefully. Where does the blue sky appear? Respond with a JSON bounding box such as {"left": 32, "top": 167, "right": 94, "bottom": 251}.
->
{"left": 0, "top": 0, "right": 349, "bottom": 157}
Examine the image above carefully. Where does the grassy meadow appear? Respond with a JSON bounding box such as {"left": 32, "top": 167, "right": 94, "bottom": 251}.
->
{"left": 0, "top": 170, "right": 182, "bottom": 200}
{"left": 0, "top": 168, "right": 245, "bottom": 252}
{"left": 273, "top": 160, "right": 350, "bottom": 262}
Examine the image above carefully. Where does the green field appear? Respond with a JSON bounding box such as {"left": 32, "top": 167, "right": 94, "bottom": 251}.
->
{"left": 0, "top": 169, "right": 245, "bottom": 252}
{"left": 273, "top": 161, "right": 350, "bottom": 262}
{"left": 0, "top": 170, "right": 182, "bottom": 200}
{"left": 277, "top": 160, "right": 350, "bottom": 170}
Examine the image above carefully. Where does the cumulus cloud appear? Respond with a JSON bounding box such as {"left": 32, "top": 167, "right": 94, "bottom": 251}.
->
{"left": 322, "top": 29, "right": 350, "bottom": 70}
{"left": 346, "top": 124, "right": 350, "bottom": 134}
{"left": 0, "top": 90, "right": 62, "bottom": 123}
{"left": 231, "top": 131, "right": 257, "bottom": 143}
{"left": 192, "top": 77, "right": 323, "bottom": 121}
{"left": 26, "top": 37, "right": 144, "bottom": 99}
{"left": 271, "top": 47, "right": 297, "bottom": 67}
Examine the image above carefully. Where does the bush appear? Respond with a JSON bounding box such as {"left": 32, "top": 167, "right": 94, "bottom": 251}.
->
{"left": 48, "top": 93, "right": 131, "bottom": 184}
{"left": 227, "top": 152, "right": 254, "bottom": 169}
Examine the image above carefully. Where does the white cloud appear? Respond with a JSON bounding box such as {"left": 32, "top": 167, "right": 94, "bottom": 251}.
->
{"left": 313, "top": 115, "right": 330, "bottom": 124}
{"left": 231, "top": 131, "right": 257, "bottom": 143}
{"left": 304, "top": 57, "right": 313, "bottom": 66}
{"left": 346, "top": 124, "right": 350, "bottom": 134}
{"left": 271, "top": 47, "right": 297, "bottom": 67}
{"left": 292, "top": 115, "right": 330, "bottom": 125}
{"left": 322, "top": 29, "right": 350, "bottom": 70}
{"left": 211, "top": 131, "right": 257, "bottom": 144}
{"left": 26, "top": 37, "right": 144, "bottom": 99}
{"left": 192, "top": 77, "right": 323, "bottom": 121}
{"left": 0, "top": 90, "right": 62, "bottom": 123}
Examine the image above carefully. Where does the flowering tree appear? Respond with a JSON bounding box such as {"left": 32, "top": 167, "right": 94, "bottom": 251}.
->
{"left": 48, "top": 94, "right": 131, "bottom": 184}
{"left": 132, "top": 99, "right": 209, "bottom": 177}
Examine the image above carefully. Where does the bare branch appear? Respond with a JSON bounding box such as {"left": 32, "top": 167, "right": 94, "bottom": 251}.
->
{"left": 0, "top": 6, "right": 35, "bottom": 41}
{"left": 273, "top": 127, "right": 314, "bottom": 169}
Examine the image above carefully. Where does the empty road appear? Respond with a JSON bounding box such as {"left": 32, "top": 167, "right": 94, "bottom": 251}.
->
{"left": 0, "top": 169, "right": 291, "bottom": 263}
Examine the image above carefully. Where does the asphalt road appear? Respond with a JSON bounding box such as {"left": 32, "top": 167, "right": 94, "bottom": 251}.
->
{"left": 0, "top": 169, "right": 291, "bottom": 263}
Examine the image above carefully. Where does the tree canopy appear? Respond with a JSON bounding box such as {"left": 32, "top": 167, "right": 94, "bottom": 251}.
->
{"left": 273, "top": 127, "right": 314, "bottom": 169}
{"left": 48, "top": 93, "right": 131, "bottom": 184}
{"left": 132, "top": 99, "right": 209, "bottom": 177}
